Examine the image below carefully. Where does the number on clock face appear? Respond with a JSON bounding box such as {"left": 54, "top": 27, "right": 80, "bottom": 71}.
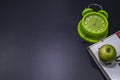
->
{"left": 84, "top": 14, "right": 106, "bottom": 33}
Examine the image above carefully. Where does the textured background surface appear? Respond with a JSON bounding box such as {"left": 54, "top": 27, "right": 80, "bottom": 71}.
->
{"left": 0, "top": 0, "right": 120, "bottom": 80}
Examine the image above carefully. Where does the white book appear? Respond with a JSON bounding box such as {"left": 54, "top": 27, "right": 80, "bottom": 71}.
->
{"left": 87, "top": 31, "right": 120, "bottom": 80}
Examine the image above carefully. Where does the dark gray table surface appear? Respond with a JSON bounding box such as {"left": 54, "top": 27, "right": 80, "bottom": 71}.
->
{"left": 0, "top": 0, "right": 120, "bottom": 80}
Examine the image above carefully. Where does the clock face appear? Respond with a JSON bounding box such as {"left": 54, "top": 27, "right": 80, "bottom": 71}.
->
{"left": 83, "top": 14, "right": 106, "bottom": 33}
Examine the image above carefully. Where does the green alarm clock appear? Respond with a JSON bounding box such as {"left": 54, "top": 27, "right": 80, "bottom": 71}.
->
{"left": 78, "top": 4, "right": 109, "bottom": 43}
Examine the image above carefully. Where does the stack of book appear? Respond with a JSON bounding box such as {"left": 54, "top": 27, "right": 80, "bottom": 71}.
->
{"left": 87, "top": 31, "right": 120, "bottom": 80}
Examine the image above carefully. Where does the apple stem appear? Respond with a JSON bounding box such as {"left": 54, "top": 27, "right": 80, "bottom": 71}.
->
{"left": 107, "top": 48, "right": 110, "bottom": 53}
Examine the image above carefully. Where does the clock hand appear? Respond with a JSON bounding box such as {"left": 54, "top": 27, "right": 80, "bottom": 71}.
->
{"left": 93, "top": 16, "right": 98, "bottom": 26}
{"left": 89, "top": 16, "right": 99, "bottom": 29}
{"left": 89, "top": 18, "right": 97, "bottom": 28}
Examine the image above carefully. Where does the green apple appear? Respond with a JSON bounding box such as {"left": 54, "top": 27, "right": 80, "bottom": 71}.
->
{"left": 98, "top": 44, "right": 117, "bottom": 64}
